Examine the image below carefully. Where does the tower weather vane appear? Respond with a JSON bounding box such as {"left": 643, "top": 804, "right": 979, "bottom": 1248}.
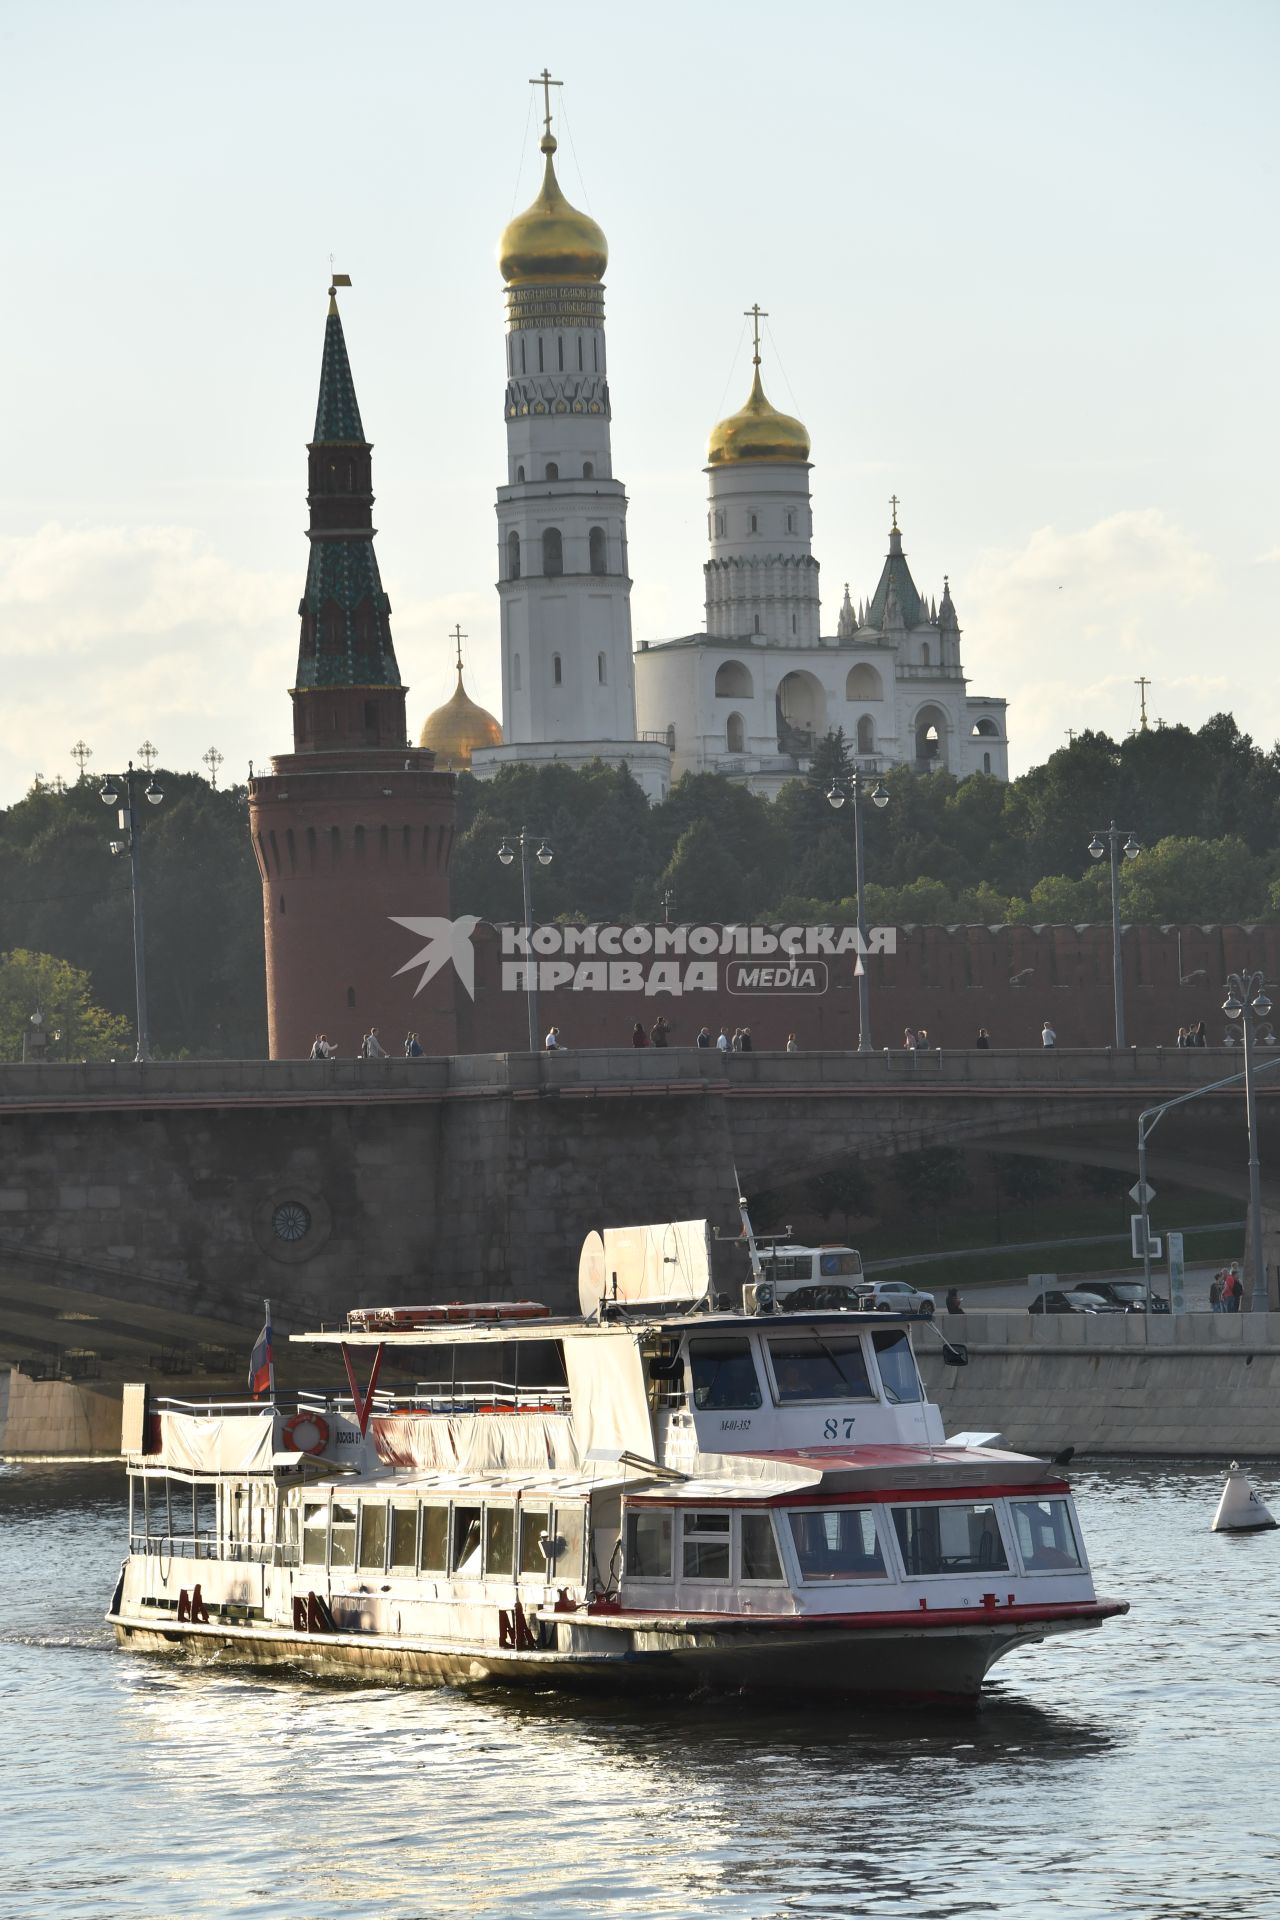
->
{"left": 890, "top": 494, "right": 900, "bottom": 530}
{"left": 530, "top": 67, "right": 562, "bottom": 137}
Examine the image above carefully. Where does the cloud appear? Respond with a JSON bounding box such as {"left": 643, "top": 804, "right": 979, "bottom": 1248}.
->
{"left": 956, "top": 510, "right": 1226, "bottom": 766}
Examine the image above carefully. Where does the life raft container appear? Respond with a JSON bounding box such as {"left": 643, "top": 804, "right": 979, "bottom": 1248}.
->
{"left": 282, "top": 1411, "right": 330, "bottom": 1455}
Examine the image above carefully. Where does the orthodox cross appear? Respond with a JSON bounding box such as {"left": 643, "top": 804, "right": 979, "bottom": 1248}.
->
{"left": 137, "top": 739, "right": 158, "bottom": 772}
{"left": 1065, "top": 727, "right": 1077, "bottom": 743}
{"left": 450, "top": 624, "right": 467, "bottom": 673}
{"left": 71, "top": 739, "right": 93, "bottom": 776}
{"left": 202, "top": 746, "right": 224, "bottom": 789}
{"left": 744, "top": 303, "right": 767, "bottom": 367}
{"left": 1134, "top": 675, "right": 1151, "bottom": 730}
{"left": 889, "top": 493, "right": 900, "bottom": 530}
{"left": 529, "top": 68, "right": 562, "bottom": 138}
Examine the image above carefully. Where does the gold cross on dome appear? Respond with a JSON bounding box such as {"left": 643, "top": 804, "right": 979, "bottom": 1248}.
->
{"left": 529, "top": 67, "right": 562, "bottom": 138}
{"left": 450, "top": 624, "right": 467, "bottom": 672}
{"left": 744, "top": 302, "right": 768, "bottom": 366}
{"left": 890, "top": 494, "right": 900, "bottom": 530}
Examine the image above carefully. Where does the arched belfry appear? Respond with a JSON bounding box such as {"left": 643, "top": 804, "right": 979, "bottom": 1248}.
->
{"left": 248, "top": 281, "right": 458, "bottom": 1059}
{"left": 468, "top": 70, "right": 670, "bottom": 800}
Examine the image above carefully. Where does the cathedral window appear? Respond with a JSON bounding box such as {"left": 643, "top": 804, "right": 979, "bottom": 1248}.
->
{"left": 715, "top": 511, "right": 725, "bottom": 537}
{"left": 598, "top": 652, "right": 607, "bottom": 684}
{"left": 857, "top": 715, "right": 875, "bottom": 756}
{"left": 507, "top": 530, "right": 521, "bottom": 579}
{"left": 787, "top": 511, "right": 795, "bottom": 532}
{"left": 754, "top": 615, "right": 761, "bottom": 634}
{"left": 792, "top": 615, "right": 797, "bottom": 634}
{"left": 727, "top": 712, "right": 745, "bottom": 753}
{"left": 750, "top": 514, "right": 758, "bottom": 534}
{"left": 665, "top": 723, "right": 676, "bottom": 749}
{"left": 921, "top": 642, "right": 931, "bottom": 666}
{"left": 516, "top": 465, "right": 525, "bottom": 483}
{"left": 557, "top": 337, "right": 564, "bottom": 371}
{"left": 538, "top": 338, "right": 544, "bottom": 372}
{"left": 553, "top": 654, "right": 563, "bottom": 685}
{"left": 589, "top": 526, "right": 607, "bottom": 575}
{"left": 971, "top": 717, "right": 1000, "bottom": 737}
{"left": 513, "top": 652, "right": 522, "bottom": 690}
{"left": 583, "top": 461, "right": 594, "bottom": 478}
{"left": 846, "top": 663, "right": 883, "bottom": 700}
{"left": 578, "top": 337, "right": 584, "bottom": 371}
{"left": 593, "top": 338, "right": 599, "bottom": 371}
{"left": 545, "top": 462, "right": 559, "bottom": 481}
{"left": 520, "top": 338, "right": 527, "bottom": 374}
{"left": 542, "top": 527, "right": 563, "bottom": 576}
{"left": 983, "top": 752, "right": 992, "bottom": 774}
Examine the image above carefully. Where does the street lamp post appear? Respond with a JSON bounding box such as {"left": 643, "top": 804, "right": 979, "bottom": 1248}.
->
{"left": 1224, "top": 969, "right": 1273, "bottom": 1311}
{"left": 827, "top": 769, "right": 889, "bottom": 1052}
{"left": 498, "top": 829, "right": 553, "bottom": 1052}
{"left": 1088, "top": 822, "right": 1141, "bottom": 1047}
{"left": 99, "top": 762, "right": 164, "bottom": 1061}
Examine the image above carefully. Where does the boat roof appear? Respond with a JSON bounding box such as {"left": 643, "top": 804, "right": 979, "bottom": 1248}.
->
{"left": 292, "top": 1307, "right": 926, "bottom": 1349}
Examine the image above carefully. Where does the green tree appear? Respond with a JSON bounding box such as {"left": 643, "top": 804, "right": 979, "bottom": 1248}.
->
{"left": 0, "top": 949, "right": 131, "bottom": 1060}
{"left": 893, "top": 1148, "right": 968, "bottom": 1212}
{"left": 993, "top": 1155, "right": 1063, "bottom": 1208}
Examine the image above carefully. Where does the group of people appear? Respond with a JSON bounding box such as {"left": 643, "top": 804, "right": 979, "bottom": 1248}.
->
{"left": 1209, "top": 1264, "right": 1244, "bottom": 1312}
{"left": 308, "top": 1028, "right": 425, "bottom": 1060}
{"left": 1175, "top": 1023, "right": 1210, "bottom": 1047}
{"left": 625, "top": 1021, "right": 799, "bottom": 1052}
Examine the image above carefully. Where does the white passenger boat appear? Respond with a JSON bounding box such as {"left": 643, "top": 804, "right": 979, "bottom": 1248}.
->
{"left": 108, "top": 1215, "right": 1127, "bottom": 1704}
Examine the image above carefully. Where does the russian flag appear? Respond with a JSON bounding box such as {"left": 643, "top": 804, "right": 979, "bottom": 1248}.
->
{"left": 248, "top": 1308, "right": 273, "bottom": 1399}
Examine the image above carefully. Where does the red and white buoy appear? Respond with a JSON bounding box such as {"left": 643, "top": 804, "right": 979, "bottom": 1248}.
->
{"left": 1211, "top": 1462, "right": 1278, "bottom": 1533}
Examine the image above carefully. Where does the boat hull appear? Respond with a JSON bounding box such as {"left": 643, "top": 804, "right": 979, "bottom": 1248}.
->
{"left": 109, "top": 1604, "right": 1119, "bottom": 1705}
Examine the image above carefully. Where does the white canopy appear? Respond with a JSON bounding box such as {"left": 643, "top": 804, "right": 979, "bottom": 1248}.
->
{"left": 577, "top": 1219, "right": 711, "bottom": 1316}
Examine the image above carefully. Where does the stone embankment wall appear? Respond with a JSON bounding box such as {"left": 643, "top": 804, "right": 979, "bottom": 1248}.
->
{"left": 920, "top": 1311, "right": 1280, "bottom": 1457}
{"left": 0, "top": 1368, "right": 121, "bottom": 1457}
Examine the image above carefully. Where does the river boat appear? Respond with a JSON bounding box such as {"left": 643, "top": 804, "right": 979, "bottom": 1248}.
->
{"left": 108, "top": 1214, "right": 1127, "bottom": 1704}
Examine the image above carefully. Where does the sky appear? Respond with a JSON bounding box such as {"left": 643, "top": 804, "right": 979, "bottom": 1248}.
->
{"left": 0, "top": 0, "right": 1276, "bottom": 804}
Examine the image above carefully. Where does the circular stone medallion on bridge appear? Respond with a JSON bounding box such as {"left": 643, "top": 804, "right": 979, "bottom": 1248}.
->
{"left": 252, "top": 1187, "right": 333, "bottom": 1264}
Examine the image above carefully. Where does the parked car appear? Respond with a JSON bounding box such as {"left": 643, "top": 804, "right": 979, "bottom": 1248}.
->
{"left": 856, "top": 1280, "right": 936, "bottom": 1317}
{"left": 1029, "top": 1288, "right": 1124, "bottom": 1315}
{"left": 1082, "top": 1281, "right": 1171, "bottom": 1314}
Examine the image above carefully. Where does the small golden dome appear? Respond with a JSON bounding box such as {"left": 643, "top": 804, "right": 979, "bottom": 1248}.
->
{"left": 499, "top": 134, "right": 608, "bottom": 285}
{"left": 419, "top": 670, "right": 503, "bottom": 769}
{"left": 707, "top": 367, "right": 811, "bottom": 467}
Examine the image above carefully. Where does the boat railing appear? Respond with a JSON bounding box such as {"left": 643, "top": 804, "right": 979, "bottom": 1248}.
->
{"left": 153, "top": 1396, "right": 273, "bottom": 1416}
{"left": 410, "top": 1380, "right": 571, "bottom": 1415}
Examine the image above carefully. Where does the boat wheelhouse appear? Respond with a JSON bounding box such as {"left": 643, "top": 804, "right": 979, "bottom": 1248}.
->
{"left": 108, "top": 1217, "right": 1126, "bottom": 1703}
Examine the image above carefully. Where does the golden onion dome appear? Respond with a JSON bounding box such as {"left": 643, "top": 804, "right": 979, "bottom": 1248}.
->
{"left": 707, "top": 367, "right": 811, "bottom": 467}
{"left": 499, "top": 134, "right": 608, "bottom": 285}
{"left": 419, "top": 669, "right": 503, "bottom": 769}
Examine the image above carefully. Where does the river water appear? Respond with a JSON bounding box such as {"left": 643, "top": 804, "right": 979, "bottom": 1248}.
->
{"left": 1, "top": 1459, "right": 1277, "bottom": 1920}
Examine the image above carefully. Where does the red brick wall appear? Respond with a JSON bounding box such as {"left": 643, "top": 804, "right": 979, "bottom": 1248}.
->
{"left": 458, "top": 922, "right": 1280, "bottom": 1053}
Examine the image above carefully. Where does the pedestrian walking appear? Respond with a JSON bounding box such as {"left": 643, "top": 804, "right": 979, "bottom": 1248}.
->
{"left": 903, "top": 1027, "right": 918, "bottom": 1050}
{"left": 716, "top": 1027, "right": 730, "bottom": 1052}
{"left": 731, "top": 1028, "right": 744, "bottom": 1052}
{"left": 1226, "top": 1264, "right": 1243, "bottom": 1312}
{"left": 544, "top": 1026, "right": 561, "bottom": 1050}
{"left": 632, "top": 1021, "right": 648, "bottom": 1048}
{"left": 1175, "top": 1027, "right": 1188, "bottom": 1048}
{"left": 404, "top": 1032, "right": 424, "bottom": 1058}
{"left": 916, "top": 1028, "right": 931, "bottom": 1049}
{"left": 975, "top": 1029, "right": 991, "bottom": 1049}
{"left": 360, "top": 1028, "right": 385, "bottom": 1059}
{"left": 1193, "top": 1021, "right": 1208, "bottom": 1047}
{"left": 309, "top": 1033, "right": 334, "bottom": 1060}
{"left": 696, "top": 1026, "right": 712, "bottom": 1048}
{"left": 1209, "top": 1272, "right": 1224, "bottom": 1312}
{"left": 1041, "top": 1021, "right": 1057, "bottom": 1048}
{"left": 650, "top": 1015, "right": 670, "bottom": 1048}
{"left": 945, "top": 1288, "right": 964, "bottom": 1315}
{"left": 739, "top": 1027, "right": 754, "bottom": 1053}
{"left": 786, "top": 1032, "right": 799, "bottom": 1053}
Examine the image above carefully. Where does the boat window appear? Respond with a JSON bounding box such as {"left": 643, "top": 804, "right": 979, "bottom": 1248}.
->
{"left": 892, "top": 1503, "right": 1008, "bottom": 1577}
{"left": 1010, "top": 1498, "right": 1083, "bottom": 1571}
{"left": 818, "top": 1251, "right": 863, "bottom": 1277}
{"left": 625, "top": 1508, "right": 673, "bottom": 1579}
{"left": 872, "top": 1329, "right": 923, "bottom": 1404}
{"left": 682, "top": 1510, "right": 731, "bottom": 1581}
{"left": 485, "top": 1506, "right": 514, "bottom": 1577}
{"left": 330, "top": 1503, "right": 357, "bottom": 1568}
{"left": 789, "top": 1508, "right": 887, "bottom": 1580}
{"left": 357, "top": 1503, "right": 388, "bottom": 1570}
{"left": 452, "top": 1505, "right": 483, "bottom": 1577}
{"left": 739, "top": 1513, "right": 785, "bottom": 1583}
{"left": 519, "top": 1507, "right": 550, "bottom": 1575}
{"left": 688, "top": 1335, "right": 762, "bottom": 1411}
{"left": 419, "top": 1505, "right": 448, "bottom": 1573}
{"left": 767, "top": 1333, "right": 873, "bottom": 1403}
{"left": 390, "top": 1506, "right": 417, "bottom": 1568}
{"left": 302, "top": 1501, "right": 328, "bottom": 1567}
{"left": 551, "top": 1505, "right": 585, "bottom": 1582}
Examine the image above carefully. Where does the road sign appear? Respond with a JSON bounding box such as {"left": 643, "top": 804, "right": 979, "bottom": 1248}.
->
{"left": 1131, "top": 1214, "right": 1162, "bottom": 1260}
{"left": 1129, "top": 1180, "right": 1156, "bottom": 1206}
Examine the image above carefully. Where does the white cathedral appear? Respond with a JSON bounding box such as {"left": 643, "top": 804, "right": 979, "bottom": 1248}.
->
{"left": 458, "top": 84, "right": 1008, "bottom": 801}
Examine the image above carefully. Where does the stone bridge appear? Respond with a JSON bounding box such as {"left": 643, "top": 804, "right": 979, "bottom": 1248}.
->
{"left": 0, "top": 1049, "right": 1276, "bottom": 1375}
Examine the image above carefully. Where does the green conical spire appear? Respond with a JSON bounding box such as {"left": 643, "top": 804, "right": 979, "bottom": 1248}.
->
{"left": 313, "top": 288, "right": 366, "bottom": 444}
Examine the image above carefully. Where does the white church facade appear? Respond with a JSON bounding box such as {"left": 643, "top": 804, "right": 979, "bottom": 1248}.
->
{"left": 468, "top": 80, "right": 1007, "bottom": 804}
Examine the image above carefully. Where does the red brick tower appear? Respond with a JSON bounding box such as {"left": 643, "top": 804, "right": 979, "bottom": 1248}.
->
{"left": 249, "top": 283, "right": 458, "bottom": 1059}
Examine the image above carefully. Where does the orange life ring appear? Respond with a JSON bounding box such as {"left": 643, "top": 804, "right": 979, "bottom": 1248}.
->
{"left": 282, "top": 1411, "right": 330, "bottom": 1455}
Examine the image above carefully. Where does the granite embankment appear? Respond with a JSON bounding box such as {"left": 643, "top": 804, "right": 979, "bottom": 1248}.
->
{"left": 920, "top": 1310, "right": 1280, "bottom": 1457}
